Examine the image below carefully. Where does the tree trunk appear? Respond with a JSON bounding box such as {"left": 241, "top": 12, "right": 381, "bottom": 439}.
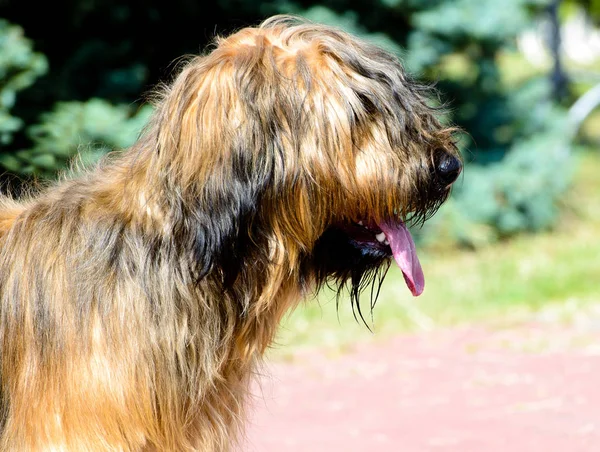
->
{"left": 547, "top": 0, "right": 569, "bottom": 102}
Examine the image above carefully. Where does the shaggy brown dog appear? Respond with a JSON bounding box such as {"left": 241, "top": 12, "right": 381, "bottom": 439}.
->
{"left": 0, "top": 15, "right": 461, "bottom": 451}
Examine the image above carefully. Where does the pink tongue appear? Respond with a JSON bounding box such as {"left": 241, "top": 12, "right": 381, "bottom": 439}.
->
{"left": 378, "top": 221, "right": 424, "bottom": 296}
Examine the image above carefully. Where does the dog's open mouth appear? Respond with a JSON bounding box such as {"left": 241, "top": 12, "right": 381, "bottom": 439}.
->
{"left": 342, "top": 219, "right": 424, "bottom": 296}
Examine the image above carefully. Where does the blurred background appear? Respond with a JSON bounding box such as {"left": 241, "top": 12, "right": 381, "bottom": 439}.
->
{"left": 1, "top": 1, "right": 599, "bottom": 450}
{"left": 1, "top": 0, "right": 597, "bottom": 340}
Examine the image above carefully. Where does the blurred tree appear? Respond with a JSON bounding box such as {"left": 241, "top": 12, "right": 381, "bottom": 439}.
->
{"left": 7, "top": 99, "right": 152, "bottom": 178}
{"left": 547, "top": 0, "right": 570, "bottom": 101}
{"left": 0, "top": 19, "right": 47, "bottom": 147}
{"left": 393, "top": 0, "right": 573, "bottom": 243}
{"left": 0, "top": 1, "right": 262, "bottom": 179}
{"left": 0, "top": 1, "right": 262, "bottom": 121}
{"left": 0, "top": 0, "right": 579, "bottom": 244}
{"left": 566, "top": 0, "right": 600, "bottom": 22}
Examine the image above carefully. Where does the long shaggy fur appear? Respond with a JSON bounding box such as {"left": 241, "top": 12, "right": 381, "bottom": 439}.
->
{"left": 0, "top": 15, "right": 460, "bottom": 451}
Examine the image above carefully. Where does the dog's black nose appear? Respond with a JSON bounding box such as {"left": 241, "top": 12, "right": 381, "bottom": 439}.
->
{"left": 436, "top": 153, "right": 462, "bottom": 185}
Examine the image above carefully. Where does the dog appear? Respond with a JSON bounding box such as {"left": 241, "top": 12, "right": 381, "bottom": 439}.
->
{"left": 0, "top": 14, "right": 461, "bottom": 451}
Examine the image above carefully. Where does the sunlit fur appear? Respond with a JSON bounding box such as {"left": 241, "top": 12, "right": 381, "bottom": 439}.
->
{"left": 0, "top": 15, "right": 460, "bottom": 451}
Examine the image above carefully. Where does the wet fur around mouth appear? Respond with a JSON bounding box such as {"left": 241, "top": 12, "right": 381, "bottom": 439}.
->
{"left": 306, "top": 224, "right": 393, "bottom": 329}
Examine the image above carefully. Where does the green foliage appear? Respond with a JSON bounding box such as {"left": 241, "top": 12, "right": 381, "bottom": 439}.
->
{"left": 406, "top": 0, "right": 575, "bottom": 245}
{"left": 0, "top": 0, "right": 587, "bottom": 245}
{"left": 0, "top": 19, "right": 47, "bottom": 145}
{"left": 565, "top": 0, "right": 600, "bottom": 23}
{"left": 0, "top": 99, "right": 152, "bottom": 178}
{"left": 411, "top": 0, "right": 544, "bottom": 43}
{"left": 404, "top": 0, "right": 552, "bottom": 163}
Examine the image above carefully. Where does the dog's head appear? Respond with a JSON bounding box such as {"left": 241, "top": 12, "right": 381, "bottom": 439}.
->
{"left": 146, "top": 15, "right": 461, "bottom": 314}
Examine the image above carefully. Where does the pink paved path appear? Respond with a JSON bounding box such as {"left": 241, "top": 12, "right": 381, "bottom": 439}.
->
{"left": 243, "top": 325, "right": 600, "bottom": 451}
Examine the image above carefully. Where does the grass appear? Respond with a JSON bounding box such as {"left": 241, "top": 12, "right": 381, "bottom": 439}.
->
{"left": 270, "top": 150, "right": 600, "bottom": 358}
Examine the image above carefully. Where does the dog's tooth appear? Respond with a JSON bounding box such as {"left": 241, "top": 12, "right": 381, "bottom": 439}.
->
{"left": 358, "top": 221, "right": 364, "bottom": 226}
{"left": 384, "top": 239, "right": 390, "bottom": 246}
{"left": 376, "top": 232, "right": 386, "bottom": 243}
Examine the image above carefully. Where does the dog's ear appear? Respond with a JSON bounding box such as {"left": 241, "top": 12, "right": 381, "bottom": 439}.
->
{"left": 190, "top": 148, "right": 275, "bottom": 292}
{"left": 152, "top": 55, "right": 282, "bottom": 293}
